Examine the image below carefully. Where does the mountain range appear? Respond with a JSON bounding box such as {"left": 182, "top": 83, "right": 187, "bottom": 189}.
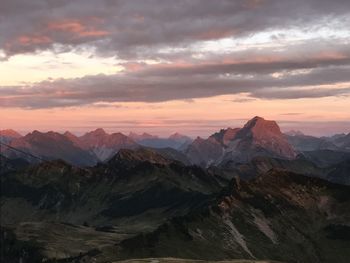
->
{"left": 1, "top": 116, "right": 350, "bottom": 262}
{"left": 2, "top": 116, "right": 349, "bottom": 168}
{"left": 1, "top": 147, "right": 350, "bottom": 262}
{"left": 1, "top": 128, "right": 192, "bottom": 165}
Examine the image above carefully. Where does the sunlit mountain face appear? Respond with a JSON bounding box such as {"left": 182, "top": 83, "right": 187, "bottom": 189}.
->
{"left": 1, "top": 1, "right": 350, "bottom": 263}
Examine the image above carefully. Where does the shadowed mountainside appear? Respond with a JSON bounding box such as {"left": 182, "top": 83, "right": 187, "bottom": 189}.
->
{"left": 118, "top": 170, "right": 350, "bottom": 263}
{"left": 1, "top": 148, "right": 350, "bottom": 262}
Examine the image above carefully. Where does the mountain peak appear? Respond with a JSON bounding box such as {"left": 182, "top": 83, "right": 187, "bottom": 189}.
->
{"left": 210, "top": 127, "right": 240, "bottom": 146}
{"left": 237, "top": 116, "right": 281, "bottom": 138}
{"left": 228, "top": 116, "right": 296, "bottom": 160}
{"left": 31, "top": 130, "right": 42, "bottom": 135}
{"left": 245, "top": 116, "right": 275, "bottom": 128}
{"left": 251, "top": 115, "right": 265, "bottom": 122}
{"left": 168, "top": 132, "right": 191, "bottom": 141}
{"left": 129, "top": 132, "right": 158, "bottom": 141}
{"left": 63, "top": 131, "right": 76, "bottom": 137}
{"left": 81, "top": 128, "right": 108, "bottom": 138}
{"left": 0, "top": 129, "right": 22, "bottom": 138}
{"left": 27, "top": 131, "right": 66, "bottom": 140}
{"left": 92, "top": 128, "right": 107, "bottom": 135}
{"left": 23, "top": 130, "right": 72, "bottom": 143}
{"left": 80, "top": 128, "right": 108, "bottom": 141}
{"left": 241, "top": 116, "right": 266, "bottom": 128}
{"left": 169, "top": 132, "right": 182, "bottom": 138}
{"left": 109, "top": 148, "right": 172, "bottom": 167}
{"left": 63, "top": 131, "right": 89, "bottom": 149}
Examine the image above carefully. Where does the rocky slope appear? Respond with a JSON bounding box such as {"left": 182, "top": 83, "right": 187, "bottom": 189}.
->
{"left": 0, "top": 129, "right": 22, "bottom": 144}
{"left": 1, "top": 149, "right": 222, "bottom": 229}
{"left": 210, "top": 128, "right": 241, "bottom": 147}
{"left": 216, "top": 153, "right": 350, "bottom": 185}
{"left": 80, "top": 128, "right": 138, "bottom": 161}
{"left": 185, "top": 117, "right": 296, "bottom": 166}
{"left": 118, "top": 170, "right": 350, "bottom": 263}
{"left": 332, "top": 133, "right": 350, "bottom": 151}
{"left": 222, "top": 117, "right": 296, "bottom": 163}
{"left": 4, "top": 131, "right": 97, "bottom": 166}
{"left": 286, "top": 133, "right": 339, "bottom": 152}
{"left": 1, "top": 149, "right": 350, "bottom": 262}
{"left": 299, "top": 149, "right": 350, "bottom": 167}
{"left": 185, "top": 137, "right": 224, "bottom": 166}
{"left": 1, "top": 149, "right": 225, "bottom": 262}
{"left": 135, "top": 133, "right": 192, "bottom": 150}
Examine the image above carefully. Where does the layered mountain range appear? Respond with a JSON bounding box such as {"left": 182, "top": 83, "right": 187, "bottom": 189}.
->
{"left": 1, "top": 128, "right": 192, "bottom": 165}
{"left": 3, "top": 116, "right": 349, "bottom": 169}
{"left": 1, "top": 147, "right": 350, "bottom": 262}
{"left": 1, "top": 116, "right": 350, "bottom": 262}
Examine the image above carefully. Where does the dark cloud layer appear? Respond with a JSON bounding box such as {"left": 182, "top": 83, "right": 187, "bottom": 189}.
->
{"left": 1, "top": 0, "right": 350, "bottom": 57}
{"left": 1, "top": 0, "right": 350, "bottom": 108}
{"left": 1, "top": 61, "right": 350, "bottom": 108}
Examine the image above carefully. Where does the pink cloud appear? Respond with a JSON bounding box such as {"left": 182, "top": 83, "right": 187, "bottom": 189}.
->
{"left": 17, "top": 35, "right": 52, "bottom": 45}
{"left": 47, "top": 19, "right": 110, "bottom": 38}
{"left": 3, "top": 17, "right": 110, "bottom": 55}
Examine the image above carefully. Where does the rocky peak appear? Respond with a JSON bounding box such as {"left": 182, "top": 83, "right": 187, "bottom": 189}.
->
{"left": 109, "top": 148, "right": 172, "bottom": 167}
{"left": 129, "top": 132, "right": 158, "bottom": 141}
{"left": 237, "top": 116, "right": 281, "bottom": 139}
{"left": 0, "top": 129, "right": 22, "bottom": 138}
{"left": 63, "top": 131, "right": 89, "bottom": 149}
{"left": 210, "top": 127, "right": 240, "bottom": 146}
{"left": 25, "top": 131, "right": 66, "bottom": 142}
{"left": 23, "top": 130, "right": 45, "bottom": 142}
{"left": 90, "top": 128, "right": 107, "bottom": 136}
{"left": 80, "top": 129, "right": 108, "bottom": 142}
{"left": 169, "top": 132, "right": 189, "bottom": 140}
{"left": 227, "top": 116, "right": 296, "bottom": 160}
{"left": 80, "top": 128, "right": 110, "bottom": 146}
{"left": 192, "top": 136, "right": 210, "bottom": 145}
{"left": 29, "top": 130, "right": 42, "bottom": 136}
{"left": 63, "top": 131, "right": 77, "bottom": 138}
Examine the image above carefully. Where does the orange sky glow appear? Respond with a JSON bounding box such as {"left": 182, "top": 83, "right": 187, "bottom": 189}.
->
{"left": 1, "top": 0, "right": 350, "bottom": 137}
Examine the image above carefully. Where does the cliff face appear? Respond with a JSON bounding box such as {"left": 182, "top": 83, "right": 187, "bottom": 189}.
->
{"left": 185, "top": 116, "right": 297, "bottom": 166}
{"left": 222, "top": 116, "right": 296, "bottom": 163}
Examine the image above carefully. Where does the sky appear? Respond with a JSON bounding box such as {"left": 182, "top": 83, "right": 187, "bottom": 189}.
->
{"left": 1, "top": 0, "right": 350, "bottom": 137}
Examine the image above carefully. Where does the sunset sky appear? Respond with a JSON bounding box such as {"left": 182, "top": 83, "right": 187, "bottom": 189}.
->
{"left": 1, "top": 0, "right": 350, "bottom": 137}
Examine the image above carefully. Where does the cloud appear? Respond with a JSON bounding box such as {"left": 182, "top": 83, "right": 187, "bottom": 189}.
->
{"left": 231, "top": 98, "right": 257, "bottom": 103}
{"left": 250, "top": 86, "right": 350, "bottom": 100}
{"left": 1, "top": 0, "right": 350, "bottom": 58}
{"left": 3, "top": 17, "right": 111, "bottom": 55}
{"left": 1, "top": 60, "right": 350, "bottom": 108}
{"left": 2, "top": 40, "right": 350, "bottom": 108}
{"left": 1, "top": 0, "right": 350, "bottom": 108}
{"left": 132, "top": 47, "right": 350, "bottom": 77}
